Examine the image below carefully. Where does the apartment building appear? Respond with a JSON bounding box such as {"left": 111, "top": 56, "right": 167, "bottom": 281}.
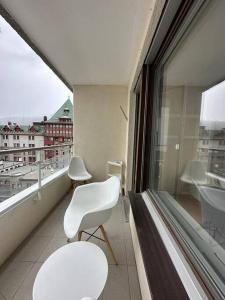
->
{"left": 0, "top": 123, "right": 44, "bottom": 162}
{"left": 34, "top": 97, "right": 73, "bottom": 159}
{"left": 0, "top": 98, "right": 73, "bottom": 162}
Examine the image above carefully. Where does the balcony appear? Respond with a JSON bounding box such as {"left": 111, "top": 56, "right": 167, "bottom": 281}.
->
{"left": 0, "top": 145, "right": 140, "bottom": 300}
{"left": 0, "top": 183, "right": 140, "bottom": 300}
{"left": 2, "top": 0, "right": 224, "bottom": 298}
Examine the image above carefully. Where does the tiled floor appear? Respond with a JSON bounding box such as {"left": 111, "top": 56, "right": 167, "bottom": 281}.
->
{"left": 0, "top": 192, "right": 141, "bottom": 300}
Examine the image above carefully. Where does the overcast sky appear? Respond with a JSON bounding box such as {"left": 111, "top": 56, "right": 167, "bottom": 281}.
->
{"left": 201, "top": 80, "right": 225, "bottom": 125}
{"left": 0, "top": 15, "right": 73, "bottom": 124}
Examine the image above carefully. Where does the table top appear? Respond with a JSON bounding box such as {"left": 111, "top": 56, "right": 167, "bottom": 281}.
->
{"left": 33, "top": 241, "right": 108, "bottom": 300}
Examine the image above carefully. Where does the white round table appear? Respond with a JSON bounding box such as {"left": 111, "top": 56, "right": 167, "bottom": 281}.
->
{"left": 33, "top": 241, "right": 108, "bottom": 300}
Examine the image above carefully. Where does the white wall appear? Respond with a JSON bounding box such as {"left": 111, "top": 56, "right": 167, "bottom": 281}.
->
{"left": 73, "top": 85, "right": 128, "bottom": 181}
{"left": 0, "top": 173, "right": 71, "bottom": 266}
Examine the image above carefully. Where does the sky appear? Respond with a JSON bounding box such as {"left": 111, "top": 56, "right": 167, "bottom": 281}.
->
{"left": 0, "top": 15, "right": 73, "bottom": 124}
{"left": 201, "top": 80, "right": 225, "bottom": 127}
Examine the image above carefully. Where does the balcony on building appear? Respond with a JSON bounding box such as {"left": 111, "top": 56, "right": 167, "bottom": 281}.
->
{"left": 1, "top": 0, "right": 225, "bottom": 299}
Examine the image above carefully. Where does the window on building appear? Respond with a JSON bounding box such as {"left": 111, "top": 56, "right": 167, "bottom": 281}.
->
{"left": 17, "top": 135, "right": 19, "bottom": 140}
{"left": 146, "top": 1, "right": 225, "bottom": 296}
{"left": 13, "top": 135, "right": 16, "bottom": 140}
{"left": 4, "top": 143, "right": 7, "bottom": 147}
{"left": 132, "top": 0, "right": 225, "bottom": 297}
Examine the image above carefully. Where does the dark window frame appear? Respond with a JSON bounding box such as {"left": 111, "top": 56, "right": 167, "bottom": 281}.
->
{"left": 131, "top": 0, "right": 223, "bottom": 298}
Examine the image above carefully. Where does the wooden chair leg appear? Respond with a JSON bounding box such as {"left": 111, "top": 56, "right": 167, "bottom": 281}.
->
{"left": 78, "top": 231, "right": 82, "bottom": 241}
{"left": 99, "top": 225, "right": 118, "bottom": 265}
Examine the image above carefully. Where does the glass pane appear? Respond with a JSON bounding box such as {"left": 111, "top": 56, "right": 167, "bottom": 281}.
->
{"left": 152, "top": 0, "right": 225, "bottom": 294}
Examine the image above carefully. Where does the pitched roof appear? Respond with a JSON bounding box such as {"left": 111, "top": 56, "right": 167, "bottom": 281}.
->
{"left": 0, "top": 124, "right": 44, "bottom": 134}
{"left": 48, "top": 98, "right": 73, "bottom": 122}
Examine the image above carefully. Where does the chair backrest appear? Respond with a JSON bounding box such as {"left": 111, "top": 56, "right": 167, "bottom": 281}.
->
{"left": 68, "top": 156, "right": 87, "bottom": 176}
{"left": 64, "top": 176, "right": 120, "bottom": 238}
{"left": 69, "top": 176, "right": 120, "bottom": 212}
{"left": 181, "top": 160, "right": 207, "bottom": 184}
{"left": 98, "top": 176, "right": 121, "bottom": 208}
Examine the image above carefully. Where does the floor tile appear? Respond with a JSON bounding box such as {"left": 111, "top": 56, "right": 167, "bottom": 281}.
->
{"left": 34, "top": 217, "right": 59, "bottom": 237}
{"left": 99, "top": 239, "right": 126, "bottom": 265}
{"left": 14, "top": 235, "right": 51, "bottom": 263}
{"left": 0, "top": 261, "right": 33, "bottom": 299}
{"left": 103, "top": 265, "right": 130, "bottom": 300}
{"left": 12, "top": 263, "right": 42, "bottom": 300}
{"left": 37, "top": 237, "right": 67, "bottom": 262}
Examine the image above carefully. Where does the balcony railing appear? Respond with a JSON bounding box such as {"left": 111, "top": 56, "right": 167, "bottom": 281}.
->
{"left": 0, "top": 143, "right": 73, "bottom": 204}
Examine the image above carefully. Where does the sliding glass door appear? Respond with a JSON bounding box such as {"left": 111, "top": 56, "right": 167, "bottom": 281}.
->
{"left": 147, "top": 0, "right": 225, "bottom": 297}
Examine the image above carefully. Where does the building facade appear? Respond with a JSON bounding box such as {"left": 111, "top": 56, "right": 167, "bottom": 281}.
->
{"left": 0, "top": 98, "right": 73, "bottom": 162}
{"left": 0, "top": 123, "right": 44, "bottom": 163}
{"left": 34, "top": 97, "right": 73, "bottom": 159}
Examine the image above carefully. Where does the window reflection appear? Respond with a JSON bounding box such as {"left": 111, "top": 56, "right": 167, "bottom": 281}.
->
{"left": 153, "top": 0, "right": 225, "bottom": 290}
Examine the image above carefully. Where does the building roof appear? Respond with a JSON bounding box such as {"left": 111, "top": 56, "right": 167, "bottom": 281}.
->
{"left": 0, "top": 124, "right": 44, "bottom": 134}
{"left": 48, "top": 98, "right": 73, "bottom": 123}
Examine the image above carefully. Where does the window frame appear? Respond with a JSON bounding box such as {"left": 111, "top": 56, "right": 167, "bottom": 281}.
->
{"left": 132, "top": 0, "right": 224, "bottom": 298}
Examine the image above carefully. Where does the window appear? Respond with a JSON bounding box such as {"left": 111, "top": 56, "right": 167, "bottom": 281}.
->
{"left": 4, "top": 143, "right": 7, "bottom": 147}
{"left": 13, "top": 135, "right": 16, "bottom": 140}
{"left": 132, "top": 0, "right": 225, "bottom": 297}
{"left": 147, "top": 0, "right": 225, "bottom": 296}
{"left": 17, "top": 135, "right": 19, "bottom": 140}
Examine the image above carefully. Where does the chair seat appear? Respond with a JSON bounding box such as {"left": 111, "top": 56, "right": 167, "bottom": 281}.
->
{"left": 69, "top": 172, "right": 92, "bottom": 181}
{"left": 33, "top": 241, "right": 108, "bottom": 300}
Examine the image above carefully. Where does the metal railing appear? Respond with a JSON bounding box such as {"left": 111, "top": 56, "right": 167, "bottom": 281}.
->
{"left": 0, "top": 143, "right": 73, "bottom": 202}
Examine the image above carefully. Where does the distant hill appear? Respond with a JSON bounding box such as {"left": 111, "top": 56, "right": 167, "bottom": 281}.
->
{"left": 200, "top": 120, "right": 225, "bottom": 130}
{"left": 0, "top": 116, "right": 43, "bottom": 125}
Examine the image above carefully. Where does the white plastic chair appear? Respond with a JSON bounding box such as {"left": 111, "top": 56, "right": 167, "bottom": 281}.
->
{"left": 68, "top": 156, "right": 92, "bottom": 182}
{"left": 180, "top": 160, "right": 207, "bottom": 185}
{"left": 64, "top": 176, "right": 120, "bottom": 264}
{"left": 33, "top": 241, "right": 108, "bottom": 300}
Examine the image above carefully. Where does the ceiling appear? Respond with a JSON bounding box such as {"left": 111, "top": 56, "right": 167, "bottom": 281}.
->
{"left": 0, "top": 0, "right": 153, "bottom": 87}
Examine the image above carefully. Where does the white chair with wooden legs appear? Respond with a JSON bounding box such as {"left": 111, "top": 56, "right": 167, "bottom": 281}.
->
{"left": 64, "top": 176, "right": 120, "bottom": 265}
{"left": 68, "top": 156, "right": 92, "bottom": 188}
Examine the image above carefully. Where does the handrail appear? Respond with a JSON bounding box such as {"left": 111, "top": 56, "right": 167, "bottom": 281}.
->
{"left": 0, "top": 143, "right": 73, "bottom": 202}
{"left": 0, "top": 143, "right": 73, "bottom": 155}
